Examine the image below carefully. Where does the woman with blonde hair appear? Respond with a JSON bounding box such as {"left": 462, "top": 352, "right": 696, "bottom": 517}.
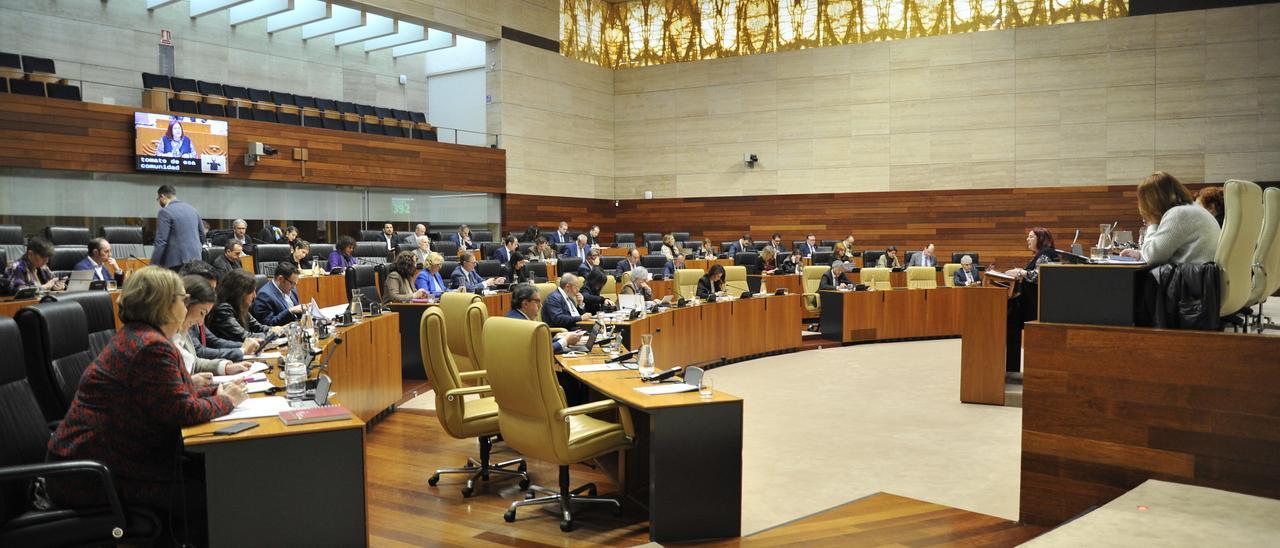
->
{"left": 47, "top": 266, "right": 245, "bottom": 532}
{"left": 414, "top": 251, "right": 449, "bottom": 298}
{"left": 1119, "top": 171, "right": 1220, "bottom": 267}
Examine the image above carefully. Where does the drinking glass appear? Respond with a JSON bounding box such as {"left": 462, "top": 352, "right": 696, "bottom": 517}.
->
{"left": 1090, "top": 247, "right": 1105, "bottom": 262}
{"left": 699, "top": 376, "right": 714, "bottom": 399}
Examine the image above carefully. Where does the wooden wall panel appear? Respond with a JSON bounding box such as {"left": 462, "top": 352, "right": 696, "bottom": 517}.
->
{"left": 505, "top": 185, "right": 1182, "bottom": 269}
{"left": 0, "top": 94, "right": 504, "bottom": 194}
{"left": 1019, "top": 322, "right": 1280, "bottom": 527}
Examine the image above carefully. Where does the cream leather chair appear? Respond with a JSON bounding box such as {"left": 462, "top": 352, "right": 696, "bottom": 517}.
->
{"left": 420, "top": 307, "right": 529, "bottom": 497}
{"left": 1215, "top": 179, "right": 1263, "bottom": 319}
{"left": 1246, "top": 187, "right": 1280, "bottom": 329}
{"left": 906, "top": 266, "right": 937, "bottom": 289}
{"left": 602, "top": 274, "right": 618, "bottom": 303}
{"left": 460, "top": 301, "right": 488, "bottom": 378}
{"left": 802, "top": 265, "right": 829, "bottom": 312}
{"left": 440, "top": 292, "right": 483, "bottom": 372}
{"left": 674, "top": 268, "right": 703, "bottom": 299}
{"left": 943, "top": 263, "right": 962, "bottom": 288}
{"left": 619, "top": 270, "right": 632, "bottom": 289}
{"left": 723, "top": 265, "right": 749, "bottom": 295}
{"left": 535, "top": 282, "right": 557, "bottom": 302}
{"left": 483, "top": 317, "right": 634, "bottom": 532}
{"left": 861, "top": 267, "right": 892, "bottom": 290}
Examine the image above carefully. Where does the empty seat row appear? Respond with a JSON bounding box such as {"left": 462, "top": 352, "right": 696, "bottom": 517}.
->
{"left": 0, "top": 51, "right": 81, "bottom": 101}
{"left": 141, "top": 73, "right": 436, "bottom": 140}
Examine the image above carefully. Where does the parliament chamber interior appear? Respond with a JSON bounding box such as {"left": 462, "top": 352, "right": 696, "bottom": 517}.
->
{"left": 2, "top": 0, "right": 1279, "bottom": 546}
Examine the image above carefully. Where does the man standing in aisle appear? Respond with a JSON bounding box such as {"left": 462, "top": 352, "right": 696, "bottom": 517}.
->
{"left": 151, "top": 185, "right": 205, "bottom": 269}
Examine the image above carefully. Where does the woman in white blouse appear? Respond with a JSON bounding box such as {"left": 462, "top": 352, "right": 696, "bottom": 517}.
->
{"left": 1119, "top": 172, "right": 1220, "bottom": 267}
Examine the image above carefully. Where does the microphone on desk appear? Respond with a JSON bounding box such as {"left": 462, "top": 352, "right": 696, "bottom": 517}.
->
{"left": 309, "top": 336, "right": 344, "bottom": 374}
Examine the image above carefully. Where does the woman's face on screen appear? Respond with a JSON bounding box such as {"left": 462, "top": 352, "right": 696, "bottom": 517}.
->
{"left": 172, "top": 122, "right": 184, "bottom": 139}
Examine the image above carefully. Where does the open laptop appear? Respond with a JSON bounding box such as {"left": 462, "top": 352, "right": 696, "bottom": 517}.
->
{"left": 618, "top": 293, "right": 644, "bottom": 311}
{"left": 65, "top": 270, "right": 95, "bottom": 292}
{"left": 565, "top": 322, "right": 600, "bottom": 353}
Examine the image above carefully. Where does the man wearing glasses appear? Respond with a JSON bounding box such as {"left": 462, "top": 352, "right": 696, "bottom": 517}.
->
{"left": 251, "top": 262, "right": 303, "bottom": 326}
{"left": 506, "top": 284, "right": 584, "bottom": 354}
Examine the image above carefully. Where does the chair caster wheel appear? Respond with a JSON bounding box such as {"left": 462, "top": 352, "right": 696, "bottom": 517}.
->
{"left": 524, "top": 491, "right": 536, "bottom": 500}
{"left": 427, "top": 474, "right": 439, "bottom": 486}
{"left": 461, "top": 486, "right": 474, "bottom": 497}
{"left": 504, "top": 510, "right": 516, "bottom": 523}
{"left": 560, "top": 519, "right": 574, "bottom": 532}
{"left": 518, "top": 462, "right": 527, "bottom": 472}
{"left": 519, "top": 478, "right": 530, "bottom": 490}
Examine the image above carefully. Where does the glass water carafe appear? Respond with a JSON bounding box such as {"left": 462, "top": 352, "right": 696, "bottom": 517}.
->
{"left": 1097, "top": 223, "right": 1114, "bottom": 252}
{"left": 637, "top": 333, "right": 655, "bottom": 379}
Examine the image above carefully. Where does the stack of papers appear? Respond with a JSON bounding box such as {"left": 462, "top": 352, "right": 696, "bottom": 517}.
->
{"left": 212, "top": 396, "right": 292, "bottom": 422}
{"left": 245, "top": 381, "right": 275, "bottom": 394}
{"left": 211, "top": 362, "right": 269, "bottom": 384}
{"left": 634, "top": 383, "right": 698, "bottom": 395}
{"left": 250, "top": 351, "right": 282, "bottom": 360}
{"left": 571, "top": 363, "right": 629, "bottom": 373}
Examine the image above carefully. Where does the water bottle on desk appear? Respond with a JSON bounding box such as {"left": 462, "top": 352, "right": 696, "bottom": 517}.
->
{"left": 637, "top": 333, "right": 655, "bottom": 379}
{"left": 284, "top": 361, "right": 307, "bottom": 406}
{"left": 349, "top": 289, "right": 364, "bottom": 321}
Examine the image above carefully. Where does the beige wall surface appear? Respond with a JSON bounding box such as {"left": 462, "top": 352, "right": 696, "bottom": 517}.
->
{"left": 489, "top": 40, "right": 615, "bottom": 197}
{"left": 352, "top": 0, "right": 559, "bottom": 42}
{"left": 610, "top": 5, "right": 1280, "bottom": 199}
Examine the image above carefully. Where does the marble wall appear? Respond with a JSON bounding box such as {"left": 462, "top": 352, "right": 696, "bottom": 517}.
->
{"left": 611, "top": 5, "right": 1280, "bottom": 198}
{"left": 488, "top": 40, "right": 615, "bottom": 197}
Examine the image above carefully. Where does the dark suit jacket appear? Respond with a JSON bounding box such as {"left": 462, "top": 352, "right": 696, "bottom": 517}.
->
{"left": 212, "top": 253, "right": 241, "bottom": 277}
{"left": 908, "top": 254, "right": 938, "bottom": 267}
{"left": 585, "top": 234, "right": 599, "bottom": 247}
{"left": 380, "top": 234, "right": 397, "bottom": 252}
{"left": 72, "top": 257, "right": 123, "bottom": 284}
{"left": 797, "top": 243, "right": 819, "bottom": 257}
{"left": 151, "top": 199, "right": 205, "bottom": 268}
{"left": 505, "top": 309, "right": 565, "bottom": 353}
{"left": 953, "top": 267, "right": 979, "bottom": 287}
{"left": 819, "top": 270, "right": 853, "bottom": 290}
{"left": 541, "top": 288, "right": 583, "bottom": 329}
{"left": 548, "top": 231, "right": 571, "bottom": 245}
{"left": 250, "top": 280, "right": 300, "bottom": 326}
{"left": 696, "top": 275, "right": 722, "bottom": 299}
{"left": 578, "top": 260, "right": 597, "bottom": 277}
{"left": 450, "top": 233, "right": 473, "bottom": 249}
{"left": 562, "top": 242, "right": 589, "bottom": 259}
{"left": 615, "top": 260, "right": 638, "bottom": 278}
{"left": 492, "top": 246, "right": 512, "bottom": 264}
{"left": 580, "top": 282, "right": 608, "bottom": 313}
{"left": 728, "top": 242, "right": 751, "bottom": 255}
{"left": 451, "top": 267, "right": 486, "bottom": 293}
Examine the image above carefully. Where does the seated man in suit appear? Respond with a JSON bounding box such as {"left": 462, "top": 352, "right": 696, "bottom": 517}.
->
{"left": 74, "top": 237, "right": 125, "bottom": 285}
{"left": 876, "top": 246, "right": 904, "bottom": 269}
{"left": 562, "top": 233, "right": 590, "bottom": 260}
{"left": 549, "top": 221, "right": 571, "bottom": 245}
{"left": 212, "top": 242, "right": 244, "bottom": 278}
{"left": 663, "top": 253, "right": 686, "bottom": 279}
{"left": 531, "top": 236, "right": 557, "bottom": 261}
{"left": 619, "top": 266, "right": 654, "bottom": 301}
{"left": 819, "top": 261, "right": 855, "bottom": 291}
{"left": 797, "top": 233, "right": 819, "bottom": 258}
{"left": 615, "top": 247, "right": 641, "bottom": 277}
{"left": 492, "top": 235, "right": 518, "bottom": 263}
{"left": 451, "top": 253, "right": 505, "bottom": 293}
{"left": 908, "top": 243, "right": 938, "bottom": 267}
{"left": 586, "top": 225, "right": 602, "bottom": 248}
{"left": 770, "top": 232, "right": 787, "bottom": 253}
{"left": 379, "top": 222, "right": 399, "bottom": 256}
{"left": 542, "top": 273, "right": 594, "bottom": 329}
{"left": 579, "top": 249, "right": 602, "bottom": 276}
{"left": 727, "top": 234, "right": 753, "bottom": 255}
{"left": 501, "top": 251, "right": 533, "bottom": 285}
{"left": 230, "top": 219, "right": 250, "bottom": 248}
{"left": 451, "top": 224, "right": 474, "bottom": 250}
{"left": 954, "top": 255, "right": 980, "bottom": 287}
{"left": 409, "top": 223, "right": 428, "bottom": 246}
{"left": 505, "top": 284, "right": 584, "bottom": 354}
{"left": 251, "top": 262, "right": 303, "bottom": 326}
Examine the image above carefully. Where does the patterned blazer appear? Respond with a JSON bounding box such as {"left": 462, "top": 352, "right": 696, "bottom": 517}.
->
{"left": 48, "top": 323, "right": 234, "bottom": 489}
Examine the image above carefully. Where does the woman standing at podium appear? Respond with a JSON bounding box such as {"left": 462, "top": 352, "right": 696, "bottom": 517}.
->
{"left": 1004, "top": 227, "right": 1058, "bottom": 375}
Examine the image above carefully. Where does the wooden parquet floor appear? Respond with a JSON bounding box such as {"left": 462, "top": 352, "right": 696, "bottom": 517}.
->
{"left": 367, "top": 400, "right": 1045, "bottom": 547}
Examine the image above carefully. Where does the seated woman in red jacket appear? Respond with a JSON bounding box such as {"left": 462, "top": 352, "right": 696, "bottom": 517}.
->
{"left": 46, "top": 266, "right": 248, "bottom": 517}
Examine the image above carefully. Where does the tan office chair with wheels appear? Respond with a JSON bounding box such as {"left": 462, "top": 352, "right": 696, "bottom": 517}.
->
{"left": 535, "top": 282, "right": 558, "bottom": 302}
{"left": 419, "top": 308, "right": 529, "bottom": 497}
{"left": 483, "top": 317, "right": 635, "bottom": 532}
{"left": 674, "top": 268, "right": 703, "bottom": 300}
{"left": 943, "top": 263, "right": 962, "bottom": 288}
{"left": 460, "top": 301, "right": 489, "bottom": 377}
{"left": 440, "top": 292, "right": 483, "bottom": 372}
{"left": 619, "top": 271, "right": 632, "bottom": 290}
{"left": 861, "top": 267, "right": 892, "bottom": 290}
{"left": 906, "top": 266, "right": 937, "bottom": 289}
{"left": 802, "top": 265, "right": 829, "bottom": 312}
{"left": 723, "top": 265, "right": 749, "bottom": 294}
{"left": 1215, "top": 179, "right": 1263, "bottom": 321}
{"left": 602, "top": 274, "right": 618, "bottom": 303}
{"left": 1246, "top": 186, "right": 1280, "bottom": 330}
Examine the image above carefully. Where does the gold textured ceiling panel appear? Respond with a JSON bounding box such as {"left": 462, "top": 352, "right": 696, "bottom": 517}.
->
{"left": 561, "top": 0, "right": 1129, "bottom": 68}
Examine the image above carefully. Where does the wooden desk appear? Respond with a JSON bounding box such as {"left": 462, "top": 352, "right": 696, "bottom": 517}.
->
{"left": 1020, "top": 321, "right": 1280, "bottom": 527}
{"left": 387, "top": 291, "right": 510, "bottom": 380}
{"left": 819, "top": 287, "right": 1007, "bottom": 405}
{"left": 601, "top": 247, "right": 647, "bottom": 256}
{"left": 182, "top": 328, "right": 372, "bottom": 547}
{"left": 845, "top": 269, "right": 945, "bottom": 288}
{"left": 0, "top": 290, "right": 122, "bottom": 327}
{"left": 239, "top": 255, "right": 254, "bottom": 275}
{"left": 685, "top": 258, "right": 734, "bottom": 272}
{"left": 295, "top": 273, "right": 347, "bottom": 308}
{"left": 1038, "top": 263, "right": 1150, "bottom": 326}
{"left": 606, "top": 294, "right": 802, "bottom": 369}
{"left": 649, "top": 279, "right": 674, "bottom": 300}
{"left": 558, "top": 351, "right": 742, "bottom": 543}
